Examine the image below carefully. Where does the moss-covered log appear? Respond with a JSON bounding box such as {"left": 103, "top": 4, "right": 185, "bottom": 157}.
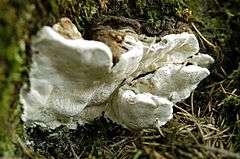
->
{"left": 0, "top": 0, "right": 239, "bottom": 158}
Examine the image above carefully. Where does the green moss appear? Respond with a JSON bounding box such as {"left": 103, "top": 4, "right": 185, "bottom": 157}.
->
{"left": 57, "top": 0, "right": 98, "bottom": 32}
{"left": 220, "top": 95, "right": 240, "bottom": 152}
{"left": 136, "top": 0, "right": 146, "bottom": 15}
{"left": 183, "top": 0, "right": 240, "bottom": 74}
{"left": 0, "top": 0, "right": 30, "bottom": 156}
{"left": 1, "top": 0, "right": 240, "bottom": 158}
{"left": 221, "top": 96, "right": 240, "bottom": 126}
{"left": 228, "top": 63, "right": 240, "bottom": 90}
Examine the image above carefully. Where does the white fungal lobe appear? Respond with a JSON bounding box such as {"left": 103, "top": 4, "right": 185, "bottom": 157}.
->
{"left": 20, "top": 18, "right": 214, "bottom": 130}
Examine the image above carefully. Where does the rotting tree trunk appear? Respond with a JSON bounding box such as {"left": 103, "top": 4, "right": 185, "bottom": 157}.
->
{"left": 0, "top": 0, "right": 240, "bottom": 158}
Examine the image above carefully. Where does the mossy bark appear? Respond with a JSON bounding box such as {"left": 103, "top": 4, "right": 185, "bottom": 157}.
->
{"left": 0, "top": 0, "right": 239, "bottom": 158}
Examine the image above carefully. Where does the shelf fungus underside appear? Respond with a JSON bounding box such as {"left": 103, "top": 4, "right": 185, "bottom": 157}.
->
{"left": 20, "top": 18, "right": 214, "bottom": 130}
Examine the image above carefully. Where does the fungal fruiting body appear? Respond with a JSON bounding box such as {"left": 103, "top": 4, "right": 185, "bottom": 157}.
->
{"left": 20, "top": 18, "right": 214, "bottom": 130}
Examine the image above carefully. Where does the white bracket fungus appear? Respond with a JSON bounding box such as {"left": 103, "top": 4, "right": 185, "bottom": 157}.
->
{"left": 20, "top": 18, "right": 214, "bottom": 130}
